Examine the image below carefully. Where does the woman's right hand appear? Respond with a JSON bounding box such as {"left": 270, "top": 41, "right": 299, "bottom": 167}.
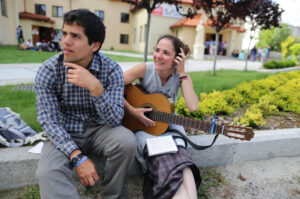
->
{"left": 132, "top": 107, "right": 155, "bottom": 127}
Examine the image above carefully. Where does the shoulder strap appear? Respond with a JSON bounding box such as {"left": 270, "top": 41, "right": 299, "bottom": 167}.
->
{"left": 168, "top": 128, "right": 219, "bottom": 150}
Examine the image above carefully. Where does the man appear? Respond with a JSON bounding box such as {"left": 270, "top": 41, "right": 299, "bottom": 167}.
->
{"left": 16, "top": 25, "right": 24, "bottom": 49}
{"left": 35, "top": 9, "right": 136, "bottom": 199}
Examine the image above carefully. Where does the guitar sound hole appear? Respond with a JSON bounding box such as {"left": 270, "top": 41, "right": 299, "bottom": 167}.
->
{"left": 144, "top": 110, "right": 153, "bottom": 119}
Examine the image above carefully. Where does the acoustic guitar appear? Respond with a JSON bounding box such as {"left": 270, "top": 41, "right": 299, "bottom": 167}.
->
{"left": 122, "top": 84, "right": 254, "bottom": 141}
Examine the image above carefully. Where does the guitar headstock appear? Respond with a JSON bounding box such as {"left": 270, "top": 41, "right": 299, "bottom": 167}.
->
{"left": 223, "top": 125, "right": 254, "bottom": 141}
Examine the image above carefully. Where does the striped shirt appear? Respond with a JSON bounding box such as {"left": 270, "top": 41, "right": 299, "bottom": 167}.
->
{"left": 35, "top": 52, "right": 124, "bottom": 156}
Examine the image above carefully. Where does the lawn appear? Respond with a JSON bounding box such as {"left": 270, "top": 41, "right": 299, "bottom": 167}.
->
{"left": 0, "top": 70, "right": 273, "bottom": 133}
{"left": 0, "top": 45, "right": 146, "bottom": 63}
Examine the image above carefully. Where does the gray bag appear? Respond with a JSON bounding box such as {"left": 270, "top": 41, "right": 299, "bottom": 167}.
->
{"left": 0, "top": 107, "right": 38, "bottom": 147}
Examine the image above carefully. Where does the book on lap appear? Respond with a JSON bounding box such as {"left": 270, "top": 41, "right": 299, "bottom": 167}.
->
{"left": 146, "top": 135, "right": 178, "bottom": 156}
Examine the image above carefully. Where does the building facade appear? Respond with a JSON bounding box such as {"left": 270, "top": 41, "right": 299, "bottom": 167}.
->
{"left": 0, "top": 0, "right": 245, "bottom": 58}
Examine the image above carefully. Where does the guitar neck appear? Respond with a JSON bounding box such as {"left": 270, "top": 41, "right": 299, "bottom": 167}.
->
{"left": 150, "top": 110, "right": 224, "bottom": 135}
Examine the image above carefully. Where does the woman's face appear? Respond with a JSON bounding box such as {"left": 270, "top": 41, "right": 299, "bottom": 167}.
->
{"left": 153, "top": 38, "right": 176, "bottom": 72}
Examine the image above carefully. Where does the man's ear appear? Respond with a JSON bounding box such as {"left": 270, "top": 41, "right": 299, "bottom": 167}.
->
{"left": 92, "top": 42, "right": 101, "bottom": 53}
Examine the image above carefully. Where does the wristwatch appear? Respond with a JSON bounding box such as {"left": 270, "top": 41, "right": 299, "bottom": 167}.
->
{"left": 71, "top": 153, "right": 83, "bottom": 168}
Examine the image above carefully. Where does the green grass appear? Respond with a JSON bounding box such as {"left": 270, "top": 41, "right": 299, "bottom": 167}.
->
{"left": 188, "top": 69, "right": 274, "bottom": 97}
{"left": 0, "top": 46, "right": 57, "bottom": 63}
{"left": 18, "top": 185, "right": 40, "bottom": 199}
{"left": 198, "top": 168, "right": 225, "bottom": 199}
{"left": 0, "top": 85, "right": 41, "bottom": 132}
{"left": 0, "top": 45, "right": 147, "bottom": 63}
{"left": 102, "top": 54, "right": 145, "bottom": 62}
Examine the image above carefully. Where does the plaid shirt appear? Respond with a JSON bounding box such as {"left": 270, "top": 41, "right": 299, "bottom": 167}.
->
{"left": 35, "top": 52, "right": 124, "bottom": 156}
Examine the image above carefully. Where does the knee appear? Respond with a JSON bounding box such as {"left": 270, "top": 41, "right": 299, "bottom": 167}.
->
{"left": 36, "top": 162, "right": 50, "bottom": 182}
{"left": 120, "top": 129, "right": 137, "bottom": 154}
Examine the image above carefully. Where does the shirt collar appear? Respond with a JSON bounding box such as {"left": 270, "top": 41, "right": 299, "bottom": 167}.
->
{"left": 88, "top": 53, "right": 101, "bottom": 72}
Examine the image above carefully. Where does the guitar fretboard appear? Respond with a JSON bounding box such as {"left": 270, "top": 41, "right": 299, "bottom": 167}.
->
{"left": 149, "top": 110, "right": 224, "bottom": 135}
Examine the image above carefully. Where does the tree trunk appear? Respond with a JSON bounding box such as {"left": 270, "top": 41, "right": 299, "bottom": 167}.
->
{"left": 144, "top": 10, "right": 152, "bottom": 62}
{"left": 244, "top": 34, "right": 254, "bottom": 72}
{"left": 212, "top": 32, "right": 219, "bottom": 76}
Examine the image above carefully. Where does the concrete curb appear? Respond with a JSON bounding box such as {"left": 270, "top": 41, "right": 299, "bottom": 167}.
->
{"left": 0, "top": 128, "right": 299, "bottom": 196}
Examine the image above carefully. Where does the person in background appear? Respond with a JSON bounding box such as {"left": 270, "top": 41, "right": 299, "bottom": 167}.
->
{"left": 265, "top": 44, "right": 271, "bottom": 61}
{"left": 16, "top": 25, "right": 24, "bottom": 49}
{"left": 35, "top": 9, "right": 136, "bottom": 199}
{"left": 26, "top": 39, "right": 34, "bottom": 48}
{"left": 257, "top": 47, "right": 263, "bottom": 61}
{"left": 39, "top": 40, "right": 50, "bottom": 51}
{"left": 222, "top": 41, "right": 228, "bottom": 56}
{"left": 52, "top": 31, "right": 61, "bottom": 51}
{"left": 123, "top": 35, "right": 200, "bottom": 199}
{"left": 231, "top": 49, "right": 239, "bottom": 58}
{"left": 249, "top": 46, "right": 257, "bottom": 61}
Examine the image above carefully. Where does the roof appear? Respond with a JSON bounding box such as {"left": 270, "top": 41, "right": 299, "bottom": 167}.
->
{"left": 19, "top": 12, "right": 55, "bottom": 24}
{"left": 170, "top": 14, "right": 246, "bottom": 32}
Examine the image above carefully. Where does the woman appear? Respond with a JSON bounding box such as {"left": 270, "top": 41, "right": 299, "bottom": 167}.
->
{"left": 124, "top": 35, "right": 200, "bottom": 199}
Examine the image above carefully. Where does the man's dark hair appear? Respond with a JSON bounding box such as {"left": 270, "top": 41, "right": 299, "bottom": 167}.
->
{"left": 63, "top": 9, "right": 106, "bottom": 52}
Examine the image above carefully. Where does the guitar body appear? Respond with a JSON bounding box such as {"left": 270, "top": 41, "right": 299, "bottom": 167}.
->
{"left": 122, "top": 84, "right": 255, "bottom": 141}
{"left": 122, "top": 84, "right": 171, "bottom": 136}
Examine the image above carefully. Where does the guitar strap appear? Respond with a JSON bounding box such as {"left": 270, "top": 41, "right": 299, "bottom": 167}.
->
{"left": 168, "top": 128, "right": 219, "bottom": 150}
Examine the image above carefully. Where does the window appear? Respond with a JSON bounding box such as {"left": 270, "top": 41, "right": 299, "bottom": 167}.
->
{"left": 95, "top": 10, "right": 104, "bottom": 21}
{"left": 120, "top": 34, "right": 129, "bottom": 44}
{"left": 52, "top": 6, "right": 63, "bottom": 17}
{"left": 133, "top": 28, "right": 136, "bottom": 43}
{"left": 1, "top": 0, "right": 7, "bottom": 16}
{"left": 120, "top": 13, "right": 129, "bottom": 23}
{"left": 144, "top": 24, "right": 147, "bottom": 42}
{"left": 139, "top": 25, "right": 143, "bottom": 42}
{"left": 35, "top": 4, "right": 46, "bottom": 15}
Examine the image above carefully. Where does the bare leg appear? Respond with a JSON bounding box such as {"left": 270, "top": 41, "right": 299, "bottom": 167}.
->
{"left": 172, "top": 167, "right": 197, "bottom": 199}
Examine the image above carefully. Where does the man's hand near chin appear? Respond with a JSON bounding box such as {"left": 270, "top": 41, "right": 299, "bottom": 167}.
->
{"left": 65, "top": 62, "right": 104, "bottom": 96}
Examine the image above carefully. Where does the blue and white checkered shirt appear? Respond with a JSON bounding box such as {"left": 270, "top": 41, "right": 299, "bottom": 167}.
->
{"left": 35, "top": 52, "right": 124, "bottom": 156}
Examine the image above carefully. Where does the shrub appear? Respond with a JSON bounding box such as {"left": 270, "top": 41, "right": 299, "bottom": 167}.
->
{"left": 223, "top": 89, "right": 244, "bottom": 107}
{"left": 199, "top": 91, "right": 234, "bottom": 115}
{"left": 175, "top": 71, "right": 300, "bottom": 128}
{"left": 239, "top": 107, "right": 265, "bottom": 128}
{"left": 269, "top": 78, "right": 300, "bottom": 113}
{"left": 175, "top": 97, "right": 205, "bottom": 120}
{"left": 254, "top": 96, "right": 279, "bottom": 116}
{"left": 263, "top": 60, "right": 296, "bottom": 69}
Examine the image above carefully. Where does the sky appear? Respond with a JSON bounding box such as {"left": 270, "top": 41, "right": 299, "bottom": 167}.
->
{"left": 274, "top": 0, "right": 300, "bottom": 27}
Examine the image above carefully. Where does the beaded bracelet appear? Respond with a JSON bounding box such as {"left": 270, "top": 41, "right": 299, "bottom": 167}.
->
{"left": 179, "top": 75, "right": 188, "bottom": 80}
{"left": 75, "top": 156, "right": 88, "bottom": 168}
{"left": 179, "top": 75, "right": 188, "bottom": 82}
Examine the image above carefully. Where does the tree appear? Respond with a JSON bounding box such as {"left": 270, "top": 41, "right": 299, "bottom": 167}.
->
{"left": 257, "top": 23, "right": 291, "bottom": 52}
{"left": 243, "top": 0, "right": 283, "bottom": 71}
{"left": 281, "top": 36, "right": 294, "bottom": 61}
{"left": 192, "top": 0, "right": 253, "bottom": 75}
{"left": 122, "top": 0, "right": 193, "bottom": 62}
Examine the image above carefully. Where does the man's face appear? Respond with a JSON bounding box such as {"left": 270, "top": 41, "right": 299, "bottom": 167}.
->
{"left": 62, "top": 23, "right": 99, "bottom": 68}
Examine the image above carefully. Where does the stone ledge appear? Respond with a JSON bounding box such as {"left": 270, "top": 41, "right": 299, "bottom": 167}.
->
{"left": 0, "top": 128, "right": 299, "bottom": 198}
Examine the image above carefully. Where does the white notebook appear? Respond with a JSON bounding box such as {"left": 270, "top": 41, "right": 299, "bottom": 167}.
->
{"left": 146, "top": 135, "right": 178, "bottom": 156}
